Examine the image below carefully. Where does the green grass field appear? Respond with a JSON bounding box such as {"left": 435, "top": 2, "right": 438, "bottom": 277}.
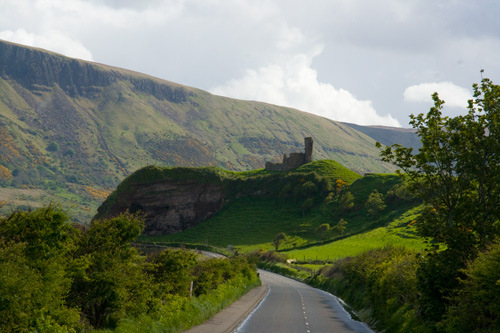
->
{"left": 140, "top": 169, "right": 426, "bottom": 262}
{"left": 285, "top": 205, "right": 425, "bottom": 261}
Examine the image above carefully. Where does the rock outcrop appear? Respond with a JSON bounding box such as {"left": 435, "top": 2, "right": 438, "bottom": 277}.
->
{"left": 97, "top": 177, "right": 225, "bottom": 235}
{"left": 0, "top": 40, "right": 190, "bottom": 102}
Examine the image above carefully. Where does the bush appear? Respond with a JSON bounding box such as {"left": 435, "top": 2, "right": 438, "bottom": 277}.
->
{"left": 365, "top": 190, "right": 386, "bottom": 216}
{"left": 318, "top": 246, "right": 422, "bottom": 331}
{"left": 442, "top": 241, "right": 500, "bottom": 332}
{"left": 47, "top": 141, "right": 60, "bottom": 152}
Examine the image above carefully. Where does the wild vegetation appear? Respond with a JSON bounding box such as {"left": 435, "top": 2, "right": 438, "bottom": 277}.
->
{"left": 0, "top": 205, "right": 259, "bottom": 332}
{"left": 0, "top": 39, "right": 421, "bottom": 222}
{"left": 2, "top": 40, "right": 498, "bottom": 332}
{"left": 142, "top": 164, "right": 420, "bottom": 254}
{"left": 142, "top": 79, "right": 500, "bottom": 333}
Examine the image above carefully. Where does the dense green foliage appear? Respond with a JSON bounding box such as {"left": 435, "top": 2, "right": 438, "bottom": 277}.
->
{"left": 316, "top": 247, "right": 422, "bottom": 331}
{"left": 377, "top": 78, "right": 500, "bottom": 330}
{"left": 0, "top": 206, "right": 259, "bottom": 332}
{"left": 442, "top": 241, "right": 500, "bottom": 332}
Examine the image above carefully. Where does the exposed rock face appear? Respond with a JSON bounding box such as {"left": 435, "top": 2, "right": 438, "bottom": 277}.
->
{"left": 0, "top": 40, "right": 190, "bottom": 102}
{"left": 98, "top": 178, "right": 225, "bottom": 235}
{"left": 265, "top": 137, "right": 314, "bottom": 171}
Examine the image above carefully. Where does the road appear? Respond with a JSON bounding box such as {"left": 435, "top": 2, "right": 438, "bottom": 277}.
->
{"left": 235, "top": 270, "right": 374, "bottom": 333}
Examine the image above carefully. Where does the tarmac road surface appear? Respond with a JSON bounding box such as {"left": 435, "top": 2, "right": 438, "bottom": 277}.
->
{"left": 235, "top": 270, "right": 374, "bottom": 333}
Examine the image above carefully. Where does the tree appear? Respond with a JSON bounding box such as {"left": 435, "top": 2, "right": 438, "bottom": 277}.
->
{"left": 378, "top": 78, "right": 500, "bottom": 255}
{"left": 315, "top": 223, "right": 330, "bottom": 239}
{"left": 377, "top": 78, "right": 500, "bottom": 324}
{"left": 0, "top": 165, "right": 12, "bottom": 181}
{"left": 68, "top": 212, "right": 152, "bottom": 328}
{"left": 302, "top": 197, "right": 314, "bottom": 215}
{"left": 338, "top": 191, "right": 354, "bottom": 214}
{"left": 335, "top": 178, "right": 348, "bottom": 196}
{"left": 149, "top": 249, "right": 197, "bottom": 297}
{"left": 365, "top": 190, "right": 386, "bottom": 216}
{"left": 332, "top": 218, "right": 347, "bottom": 237}
{"left": 0, "top": 206, "right": 80, "bottom": 331}
{"left": 272, "top": 232, "right": 286, "bottom": 251}
{"left": 47, "top": 141, "right": 60, "bottom": 152}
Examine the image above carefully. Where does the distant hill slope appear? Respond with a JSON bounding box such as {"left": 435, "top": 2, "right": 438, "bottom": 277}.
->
{"left": 342, "top": 123, "right": 421, "bottom": 152}
{"left": 0, "top": 39, "right": 411, "bottom": 221}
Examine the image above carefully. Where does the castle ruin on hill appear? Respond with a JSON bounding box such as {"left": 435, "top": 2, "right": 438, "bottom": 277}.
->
{"left": 265, "top": 137, "right": 313, "bottom": 171}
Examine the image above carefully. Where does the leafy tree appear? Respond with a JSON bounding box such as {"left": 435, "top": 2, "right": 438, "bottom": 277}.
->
{"left": 365, "top": 190, "right": 386, "bottom": 216}
{"left": 64, "top": 148, "right": 76, "bottom": 157}
{"left": 301, "top": 197, "right": 314, "bottom": 215}
{"left": 315, "top": 223, "right": 330, "bottom": 239}
{"left": 272, "top": 232, "right": 286, "bottom": 251}
{"left": 332, "top": 218, "right": 347, "bottom": 237}
{"left": 47, "top": 141, "right": 60, "bottom": 152}
{"left": 296, "top": 181, "right": 317, "bottom": 200}
{"left": 149, "top": 249, "right": 197, "bottom": 298}
{"left": 68, "top": 212, "right": 152, "bottom": 329}
{"left": 338, "top": 191, "right": 354, "bottom": 214}
{"left": 377, "top": 78, "right": 500, "bottom": 324}
{"left": 0, "top": 165, "right": 12, "bottom": 181}
{"left": 0, "top": 206, "right": 80, "bottom": 331}
{"left": 0, "top": 204, "right": 75, "bottom": 263}
{"left": 335, "top": 178, "right": 348, "bottom": 196}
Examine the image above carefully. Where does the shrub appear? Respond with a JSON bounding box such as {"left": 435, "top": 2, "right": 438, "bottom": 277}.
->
{"left": 442, "top": 241, "right": 500, "bottom": 332}
{"left": 365, "top": 190, "right": 386, "bottom": 216}
{"left": 47, "top": 141, "right": 60, "bottom": 152}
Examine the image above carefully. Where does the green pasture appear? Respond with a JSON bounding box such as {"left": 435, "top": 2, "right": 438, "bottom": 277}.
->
{"left": 139, "top": 166, "right": 427, "bottom": 265}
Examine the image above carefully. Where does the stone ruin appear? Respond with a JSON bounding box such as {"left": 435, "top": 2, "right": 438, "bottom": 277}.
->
{"left": 265, "top": 137, "right": 313, "bottom": 171}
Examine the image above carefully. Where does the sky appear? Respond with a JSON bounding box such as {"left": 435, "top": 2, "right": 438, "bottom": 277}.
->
{"left": 1, "top": 0, "right": 499, "bottom": 128}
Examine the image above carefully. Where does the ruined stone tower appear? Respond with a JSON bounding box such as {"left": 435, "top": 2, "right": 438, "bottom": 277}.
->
{"left": 265, "top": 137, "right": 314, "bottom": 171}
{"left": 304, "top": 137, "right": 313, "bottom": 163}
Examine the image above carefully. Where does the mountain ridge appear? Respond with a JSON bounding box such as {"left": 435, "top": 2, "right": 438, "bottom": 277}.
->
{"left": 0, "top": 39, "right": 416, "bottom": 221}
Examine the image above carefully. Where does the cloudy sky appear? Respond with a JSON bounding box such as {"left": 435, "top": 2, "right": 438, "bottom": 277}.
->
{"left": 1, "top": 0, "right": 499, "bottom": 127}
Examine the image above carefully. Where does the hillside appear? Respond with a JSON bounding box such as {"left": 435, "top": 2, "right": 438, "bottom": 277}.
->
{"left": 133, "top": 161, "right": 422, "bottom": 254}
{"left": 0, "top": 39, "right": 405, "bottom": 222}
{"left": 342, "top": 122, "right": 421, "bottom": 152}
{"left": 95, "top": 159, "right": 361, "bottom": 235}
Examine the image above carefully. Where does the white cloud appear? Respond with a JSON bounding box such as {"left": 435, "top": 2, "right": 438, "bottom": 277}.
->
{"left": 211, "top": 48, "right": 401, "bottom": 127}
{"left": 403, "top": 82, "right": 472, "bottom": 108}
{"left": 0, "top": 28, "right": 93, "bottom": 61}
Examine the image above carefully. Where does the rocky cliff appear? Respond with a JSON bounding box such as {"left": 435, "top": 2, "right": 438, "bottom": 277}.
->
{"left": 98, "top": 178, "right": 225, "bottom": 235}
{"left": 0, "top": 40, "right": 190, "bottom": 101}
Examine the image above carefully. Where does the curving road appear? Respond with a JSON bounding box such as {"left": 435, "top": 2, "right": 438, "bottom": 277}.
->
{"left": 235, "top": 270, "right": 374, "bottom": 333}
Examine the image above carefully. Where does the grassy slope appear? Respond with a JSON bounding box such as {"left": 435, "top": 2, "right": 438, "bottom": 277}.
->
{"left": 141, "top": 163, "right": 425, "bottom": 259}
{"left": 0, "top": 40, "right": 403, "bottom": 222}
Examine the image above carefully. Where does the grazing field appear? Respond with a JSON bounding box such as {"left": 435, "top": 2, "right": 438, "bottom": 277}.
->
{"left": 140, "top": 169, "right": 425, "bottom": 260}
